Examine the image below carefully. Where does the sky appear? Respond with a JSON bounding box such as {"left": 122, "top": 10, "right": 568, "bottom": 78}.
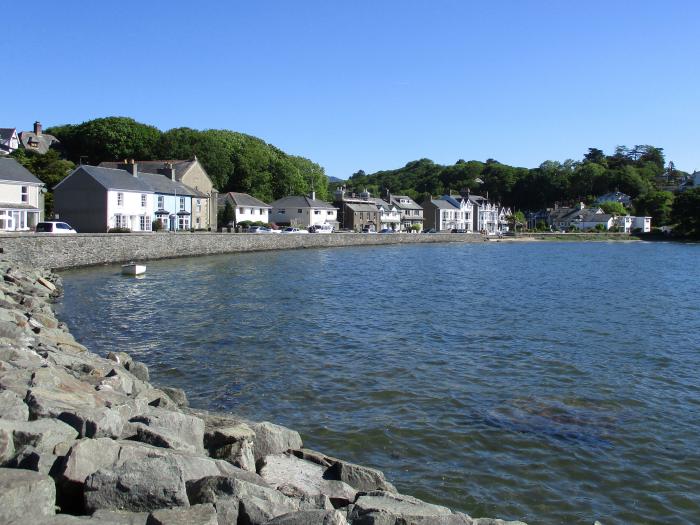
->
{"left": 3, "top": 1, "right": 699, "bottom": 178}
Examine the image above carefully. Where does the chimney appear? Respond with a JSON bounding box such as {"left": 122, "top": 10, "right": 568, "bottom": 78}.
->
{"left": 124, "top": 159, "right": 138, "bottom": 177}
{"left": 310, "top": 191, "right": 316, "bottom": 201}
{"left": 34, "top": 121, "right": 42, "bottom": 135}
{"left": 166, "top": 162, "right": 176, "bottom": 181}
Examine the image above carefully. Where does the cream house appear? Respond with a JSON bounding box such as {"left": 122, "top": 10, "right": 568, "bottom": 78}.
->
{"left": 270, "top": 193, "right": 338, "bottom": 228}
{"left": 0, "top": 158, "right": 44, "bottom": 230}
{"left": 218, "top": 192, "right": 271, "bottom": 226}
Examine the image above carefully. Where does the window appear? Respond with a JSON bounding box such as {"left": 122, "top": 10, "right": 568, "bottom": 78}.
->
{"left": 21, "top": 186, "right": 28, "bottom": 203}
{"left": 117, "top": 193, "right": 124, "bottom": 206}
{"left": 314, "top": 210, "right": 321, "bottom": 215}
{"left": 278, "top": 209, "right": 286, "bottom": 214}
{"left": 139, "top": 216, "right": 147, "bottom": 231}
{"left": 179, "top": 197, "right": 185, "bottom": 211}
{"left": 178, "top": 216, "right": 189, "bottom": 230}
{"left": 157, "top": 195, "right": 164, "bottom": 209}
{"left": 297, "top": 209, "right": 302, "bottom": 213}
{"left": 239, "top": 207, "right": 244, "bottom": 213}
{"left": 196, "top": 217, "right": 201, "bottom": 226}
{"left": 141, "top": 194, "right": 147, "bottom": 207}
{"left": 327, "top": 211, "right": 333, "bottom": 215}
{"left": 196, "top": 200, "right": 201, "bottom": 213}
{"left": 114, "top": 214, "right": 126, "bottom": 228}
{"left": 259, "top": 208, "right": 264, "bottom": 214}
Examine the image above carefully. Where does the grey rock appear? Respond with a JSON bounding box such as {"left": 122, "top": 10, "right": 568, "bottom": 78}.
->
{"left": 146, "top": 503, "right": 217, "bottom": 525}
{"left": 291, "top": 449, "right": 335, "bottom": 468}
{"left": 259, "top": 453, "right": 357, "bottom": 506}
{"left": 186, "top": 472, "right": 271, "bottom": 504}
{"left": 472, "top": 519, "right": 528, "bottom": 525}
{"left": 235, "top": 478, "right": 300, "bottom": 525}
{"left": 0, "top": 417, "right": 79, "bottom": 453}
{"left": 264, "top": 510, "right": 348, "bottom": 525}
{"left": 6, "top": 444, "right": 66, "bottom": 475}
{"left": 101, "top": 368, "right": 135, "bottom": 395}
{"left": 251, "top": 421, "right": 303, "bottom": 461}
{"left": 0, "top": 467, "right": 56, "bottom": 523}
{"left": 210, "top": 439, "right": 256, "bottom": 471}
{"left": 91, "top": 509, "right": 149, "bottom": 525}
{"left": 126, "top": 361, "right": 150, "bottom": 382}
{"left": 128, "top": 407, "right": 205, "bottom": 454}
{"left": 204, "top": 422, "right": 256, "bottom": 449}
{"left": 84, "top": 455, "right": 189, "bottom": 513}
{"left": 0, "top": 389, "right": 29, "bottom": 420}
{"left": 107, "top": 351, "right": 133, "bottom": 367}
{"left": 25, "top": 367, "right": 107, "bottom": 419}
{"left": 0, "top": 428, "right": 15, "bottom": 464}
{"left": 159, "top": 386, "right": 188, "bottom": 407}
{"left": 348, "top": 491, "right": 453, "bottom": 524}
{"left": 325, "top": 459, "right": 397, "bottom": 493}
{"left": 59, "top": 406, "right": 125, "bottom": 438}
{"left": 59, "top": 437, "right": 122, "bottom": 487}
{"left": 0, "top": 363, "right": 33, "bottom": 397}
{"left": 214, "top": 499, "right": 239, "bottom": 524}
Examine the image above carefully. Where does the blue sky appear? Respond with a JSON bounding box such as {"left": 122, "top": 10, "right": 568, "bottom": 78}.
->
{"left": 4, "top": 1, "right": 699, "bottom": 177}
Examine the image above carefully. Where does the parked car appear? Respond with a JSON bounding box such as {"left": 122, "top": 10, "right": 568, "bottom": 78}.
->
{"left": 361, "top": 226, "right": 376, "bottom": 233}
{"left": 35, "top": 221, "right": 77, "bottom": 234}
{"left": 309, "top": 224, "right": 334, "bottom": 233}
{"left": 281, "top": 227, "right": 308, "bottom": 234}
{"left": 451, "top": 228, "right": 467, "bottom": 233}
{"left": 379, "top": 228, "right": 394, "bottom": 234}
{"left": 247, "top": 226, "right": 273, "bottom": 234}
{"left": 422, "top": 228, "right": 437, "bottom": 234}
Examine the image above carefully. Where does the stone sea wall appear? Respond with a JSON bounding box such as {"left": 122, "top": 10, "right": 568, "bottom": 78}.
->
{"left": 0, "top": 259, "right": 527, "bottom": 524}
{"left": 0, "top": 232, "right": 485, "bottom": 270}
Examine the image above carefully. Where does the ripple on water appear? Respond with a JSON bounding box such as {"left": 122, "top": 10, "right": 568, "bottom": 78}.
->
{"left": 56, "top": 242, "right": 700, "bottom": 524}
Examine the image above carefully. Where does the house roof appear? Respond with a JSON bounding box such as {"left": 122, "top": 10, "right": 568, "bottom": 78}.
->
{"left": 0, "top": 202, "right": 41, "bottom": 210}
{"left": 0, "top": 158, "right": 43, "bottom": 185}
{"left": 61, "top": 165, "right": 203, "bottom": 196}
{"left": 99, "top": 160, "right": 197, "bottom": 181}
{"left": 390, "top": 195, "right": 422, "bottom": 210}
{"left": 430, "top": 199, "right": 458, "bottom": 209}
{"left": 270, "top": 195, "right": 337, "bottom": 210}
{"left": 18, "top": 131, "right": 60, "bottom": 154}
{"left": 344, "top": 202, "right": 379, "bottom": 212}
{"left": 0, "top": 128, "right": 17, "bottom": 141}
{"left": 220, "top": 192, "right": 271, "bottom": 208}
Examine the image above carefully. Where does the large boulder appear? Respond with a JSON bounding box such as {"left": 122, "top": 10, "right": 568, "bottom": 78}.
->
{"left": 146, "top": 503, "right": 217, "bottom": 525}
{"left": 258, "top": 453, "right": 357, "bottom": 506}
{"left": 84, "top": 455, "right": 189, "bottom": 513}
{"left": 186, "top": 472, "right": 271, "bottom": 504}
{"left": 0, "top": 389, "right": 29, "bottom": 420}
{"left": 348, "top": 491, "right": 454, "bottom": 524}
{"left": 0, "top": 417, "right": 78, "bottom": 454}
{"left": 263, "top": 509, "right": 348, "bottom": 525}
{"left": 0, "top": 468, "right": 56, "bottom": 523}
{"left": 58, "top": 406, "right": 126, "bottom": 439}
{"left": 0, "top": 428, "right": 15, "bottom": 463}
{"left": 126, "top": 406, "right": 205, "bottom": 454}
{"left": 91, "top": 509, "right": 150, "bottom": 524}
{"left": 251, "top": 421, "right": 303, "bottom": 461}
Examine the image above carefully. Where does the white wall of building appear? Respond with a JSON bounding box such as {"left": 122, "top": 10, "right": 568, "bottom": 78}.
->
{"left": 108, "top": 190, "right": 154, "bottom": 231}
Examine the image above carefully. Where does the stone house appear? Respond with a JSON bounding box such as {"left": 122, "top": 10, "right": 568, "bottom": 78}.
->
{"left": 0, "top": 157, "right": 44, "bottom": 230}
{"left": 19, "top": 121, "right": 60, "bottom": 154}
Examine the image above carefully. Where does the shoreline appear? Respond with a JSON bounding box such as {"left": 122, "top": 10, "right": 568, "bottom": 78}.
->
{"left": 0, "top": 231, "right": 637, "bottom": 270}
{"left": 0, "top": 259, "right": 527, "bottom": 524}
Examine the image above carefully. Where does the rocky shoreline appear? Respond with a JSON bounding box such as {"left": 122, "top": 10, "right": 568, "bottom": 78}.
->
{"left": 0, "top": 260, "right": 526, "bottom": 525}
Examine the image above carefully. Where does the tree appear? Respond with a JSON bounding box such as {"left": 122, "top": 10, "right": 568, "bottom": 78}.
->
{"left": 670, "top": 188, "right": 700, "bottom": 237}
{"left": 10, "top": 149, "right": 75, "bottom": 217}
{"left": 599, "top": 201, "right": 627, "bottom": 216}
{"left": 633, "top": 190, "right": 674, "bottom": 225}
{"left": 219, "top": 200, "right": 235, "bottom": 228}
{"left": 48, "top": 117, "right": 161, "bottom": 164}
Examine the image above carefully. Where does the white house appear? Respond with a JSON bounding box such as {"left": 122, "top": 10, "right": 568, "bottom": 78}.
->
{"left": 218, "top": 192, "right": 271, "bottom": 226}
{"left": 421, "top": 196, "right": 470, "bottom": 232}
{"left": 54, "top": 162, "right": 200, "bottom": 232}
{"left": 269, "top": 193, "right": 338, "bottom": 228}
{"left": 389, "top": 195, "right": 423, "bottom": 232}
{"left": 0, "top": 158, "right": 44, "bottom": 231}
{"left": 374, "top": 198, "right": 402, "bottom": 231}
{"left": 0, "top": 128, "right": 20, "bottom": 156}
{"left": 632, "top": 216, "right": 652, "bottom": 233}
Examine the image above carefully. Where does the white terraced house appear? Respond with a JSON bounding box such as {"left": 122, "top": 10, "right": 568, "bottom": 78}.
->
{"left": 0, "top": 158, "right": 45, "bottom": 231}
{"left": 269, "top": 193, "right": 338, "bottom": 228}
{"left": 54, "top": 162, "right": 201, "bottom": 233}
{"left": 218, "top": 192, "right": 271, "bottom": 225}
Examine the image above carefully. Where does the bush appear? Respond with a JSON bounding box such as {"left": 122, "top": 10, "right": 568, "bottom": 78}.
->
{"left": 410, "top": 224, "right": 421, "bottom": 232}
{"left": 152, "top": 220, "right": 163, "bottom": 232}
{"left": 107, "top": 227, "right": 131, "bottom": 233}
{"left": 594, "top": 224, "right": 607, "bottom": 232}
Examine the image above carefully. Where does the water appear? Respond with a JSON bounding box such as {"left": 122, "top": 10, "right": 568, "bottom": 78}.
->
{"left": 55, "top": 241, "right": 700, "bottom": 525}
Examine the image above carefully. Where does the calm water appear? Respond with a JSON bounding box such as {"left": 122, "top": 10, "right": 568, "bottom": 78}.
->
{"left": 56, "top": 241, "right": 700, "bottom": 525}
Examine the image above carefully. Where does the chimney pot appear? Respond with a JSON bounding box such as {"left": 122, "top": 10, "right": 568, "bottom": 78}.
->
{"left": 33, "top": 121, "right": 42, "bottom": 135}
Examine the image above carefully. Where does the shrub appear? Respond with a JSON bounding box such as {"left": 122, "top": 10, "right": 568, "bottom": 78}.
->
{"left": 152, "top": 220, "right": 163, "bottom": 232}
{"left": 411, "top": 224, "right": 421, "bottom": 232}
{"left": 107, "top": 227, "right": 131, "bottom": 233}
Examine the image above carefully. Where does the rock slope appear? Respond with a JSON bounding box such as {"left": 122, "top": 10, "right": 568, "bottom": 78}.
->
{"left": 0, "top": 260, "right": 526, "bottom": 525}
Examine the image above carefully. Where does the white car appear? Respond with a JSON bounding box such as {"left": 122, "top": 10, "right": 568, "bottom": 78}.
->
{"left": 35, "top": 221, "right": 77, "bottom": 234}
{"left": 247, "top": 226, "right": 273, "bottom": 234}
{"left": 281, "top": 227, "right": 308, "bottom": 234}
{"left": 309, "top": 224, "right": 334, "bottom": 233}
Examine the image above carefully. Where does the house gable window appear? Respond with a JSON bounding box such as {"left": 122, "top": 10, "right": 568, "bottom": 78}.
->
{"left": 141, "top": 194, "right": 147, "bottom": 207}
{"left": 21, "top": 186, "right": 28, "bottom": 203}
{"left": 157, "top": 195, "right": 164, "bottom": 209}
{"left": 117, "top": 193, "right": 124, "bottom": 206}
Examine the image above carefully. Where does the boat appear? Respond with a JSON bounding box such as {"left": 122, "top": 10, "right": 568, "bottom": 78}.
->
{"left": 121, "top": 263, "right": 146, "bottom": 276}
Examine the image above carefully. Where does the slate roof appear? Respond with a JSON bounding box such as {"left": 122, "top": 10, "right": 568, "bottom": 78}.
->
{"left": 0, "top": 128, "right": 17, "bottom": 141}
{"left": 430, "top": 199, "right": 458, "bottom": 209}
{"left": 344, "top": 202, "right": 379, "bottom": 212}
{"left": 219, "top": 192, "right": 271, "bottom": 208}
{"left": 0, "top": 158, "right": 43, "bottom": 185}
{"left": 59, "top": 165, "right": 203, "bottom": 196}
{"left": 390, "top": 195, "right": 422, "bottom": 210}
{"left": 19, "top": 131, "right": 60, "bottom": 154}
{"left": 270, "top": 195, "right": 337, "bottom": 210}
{"left": 99, "top": 160, "right": 196, "bottom": 181}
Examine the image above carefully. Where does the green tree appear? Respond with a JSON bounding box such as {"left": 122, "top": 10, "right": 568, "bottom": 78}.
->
{"left": 10, "top": 149, "right": 75, "bottom": 216}
{"left": 633, "top": 190, "right": 674, "bottom": 225}
{"left": 671, "top": 188, "right": 700, "bottom": 237}
{"left": 48, "top": 117, "right": 161, "bottom": 164}
{"left": 599, "top": 201, "right": 628, "bottom": 216}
